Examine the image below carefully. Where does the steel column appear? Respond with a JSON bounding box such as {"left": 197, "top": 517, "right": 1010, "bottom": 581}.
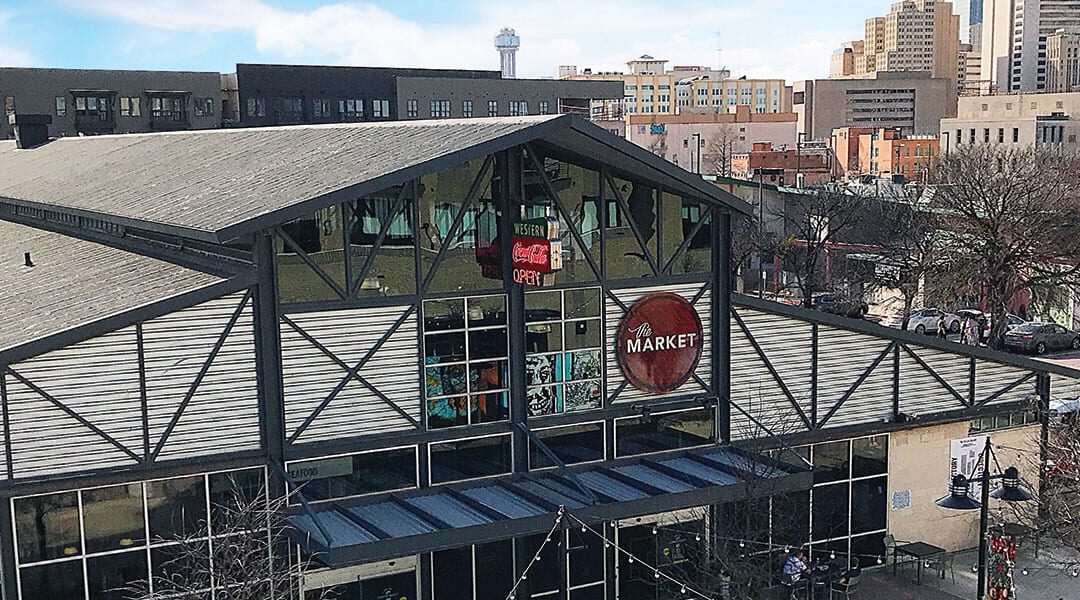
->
{"left": 716, "top": 210, "right": 732, "bottom": 443}
{"left": 500, "top": 149, "right": 529, "bottom": 474}
{"left": 0, "top": 496, "right": 17, "bottom": 600}
{"left": 253, "top": 233, "right": 287, "bottom": 498}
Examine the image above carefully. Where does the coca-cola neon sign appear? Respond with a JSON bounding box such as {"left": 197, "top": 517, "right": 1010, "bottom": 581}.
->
{"left": 478, "top": 216, "right": 563, "bottom": 286}
{"left": 616, "top": 292, "right": 703, "bottom": 394}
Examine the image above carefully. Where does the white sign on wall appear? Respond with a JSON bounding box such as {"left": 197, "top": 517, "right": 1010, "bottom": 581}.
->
{"left": 950, "top": 435, "right": 988, "bottom": 499}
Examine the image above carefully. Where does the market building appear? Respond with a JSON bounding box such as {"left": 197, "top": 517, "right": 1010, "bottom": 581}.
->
{"left": 0, "top": 114, "right": 1077, "bottom": 600}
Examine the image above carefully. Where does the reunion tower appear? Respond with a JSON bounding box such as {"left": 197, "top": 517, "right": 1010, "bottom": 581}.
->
{"left": 494, "top": 27, "right": 520, "bottom": 78}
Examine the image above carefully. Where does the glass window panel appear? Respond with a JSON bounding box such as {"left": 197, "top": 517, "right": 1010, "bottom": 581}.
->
{"left": 564, "top": 380, "right": 602, "bottom": 412}
{"left": 521, "top": 534, "right": 561, "bottom": 595}
{"left": 467, "top": 295, "right": 506, "bottom": 327}
{"left": 525, "top": 322, "right": 561, "bottom": 354}
{"left": 668, "top": 197, "right": 712, "bottom": 274}
{"left": 87, "top": 549, "right": 148, "bottom": 600}
{"left": 289, "top": 448, "right": 417, "bottom": 501}
{"left": 812, "top": 441, "right": 851, "bottom": 484}
{"left": 539, "top": 158, "right": 602, "bottom": 284}
{"left": 347, "top": 195, "right": 417, "bottom": 298}
{"left": 424, "top": 332, "right": 466, "bottom": 365}
{"left": 83, "top": 483, "right": 146, "bottom": 553}
{"left": 851, "top": 476, "right": 888, "bottom": 535}
{"left": 428, "top": 396, "right": 468, "bottom": 429}
{"left": 150, "top": 543, "right": 211, "bottom": 593}
{"left": 432, "top": 547, "right": 471, "bottom": 600}
{"left": 530, "top": 423, "right": 605, "bottom": 469}
{"left": 528, "top": 384, "right": 563, "bottom": 416}
{"left": 470, "top": 360, "right": 507, "bottom": 392}
{"left": 606, "top": 177, "right": 658, "bottom": 279}
{"left": 851, "top": 436, "right": 888, "bottom": 478}
{"left": 812, "top": 482, "right": 849, "bottom": 541}
{"left": 361, "top": 572, "right": 417, "bottom": 600}
{"left": 424, "top": 299, "right": 466, "bottom": 331}
{"left": 564, "top": 319, "right": 601, "bottom": 350}
{"left": 418, "top": 160, "right": 500, "bottom": 294}
{"left": 566, "top": 349, "right": 601, "bottom": 381}
{"left": 526, "top": 291, "right": 562, "bottom": 322}
{"left": 850, "top": 532, "right": 887, "bottom": 565}
{"left": 475, "top": 540, "right": 514, "bottom": 599}
{"left": 208, "top": 468, "right": 265, "bottom": 535}
{"left": 568, "top": 529, "right": 605, "bottom": 587}
{"left": 564, "top": 287, "right": 600, "bottom": 319}
{"left": 526, "top": 354, "right": 563, "bottom": 387}
{"left": 147, "top": 476, "right": 208, "bottom": 542}
{"left": 426, "top": 364, "right": 468, "bottom": 397}
{"left": 772, "top": 489, "right": 811, "bottom": 549}
{"left": 471, "top": 391, "right": 508, "bottom": 423}
{"left": 19, "top": 560, "right": 85, "bottom": 600}
{"left": 616, "top": 408, "right": 715, "bottom": 457}
{"left": 275, "top": 208, "right": 346, "bottom": 302}
{"left": 14, "top": 492, "right": 81, "bottom": 563}
{"left": 468, "top": 327, "right": 507, "bottom": 360}
{"left": 429, "top": 436, "right": 512, "bottom": 484}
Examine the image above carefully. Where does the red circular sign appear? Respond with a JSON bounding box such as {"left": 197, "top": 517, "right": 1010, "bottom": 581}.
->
{"left": 616, "top": 292, "right": 704, "bottom": 394}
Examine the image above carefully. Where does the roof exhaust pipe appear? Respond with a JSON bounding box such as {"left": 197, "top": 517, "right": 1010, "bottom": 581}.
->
{"left": 23, "top": 252, "right": 34, "bottom": 267}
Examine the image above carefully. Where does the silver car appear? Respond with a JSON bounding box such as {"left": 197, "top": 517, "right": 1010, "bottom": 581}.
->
{"left": 906, "top": 308, "right": 962, "bottom": 335}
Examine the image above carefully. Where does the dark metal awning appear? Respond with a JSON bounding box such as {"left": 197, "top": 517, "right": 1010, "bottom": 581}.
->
{"left": 287, "top": 446, "right": 811, "bottom": 567}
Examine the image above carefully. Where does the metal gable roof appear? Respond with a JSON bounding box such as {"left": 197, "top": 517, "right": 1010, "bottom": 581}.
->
{"left": 0, "top": 115, "right": 748, "bottom": 244}
{"left": 0, "top": 220, "right": 240, "bottom": 360}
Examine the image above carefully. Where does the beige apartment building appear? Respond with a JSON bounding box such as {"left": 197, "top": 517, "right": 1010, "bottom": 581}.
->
{"left": 940, "top": 91, "right": 1080, "bottom": 150}
{"left": 625, "top": 105, "right": 798, "bottom": 175}
{"left": 831, "top": 40, "right": 865, "bottom": 77}
{"left": 561, "top": 55, "right": 789, "bottom": 117}
{"left": 832, "top": 0, "right": 961, "bottom": 91}
{"left": 1047, "top": 28, "right": 1080, "bottom": 92}
{"left": 795, "top": 71, "right": 955, "bottom": 139}
{"left": 958, "top": 42, "right": 984, "bottom": 95}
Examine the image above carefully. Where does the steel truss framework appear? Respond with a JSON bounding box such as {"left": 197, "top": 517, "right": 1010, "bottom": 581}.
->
{"left": 275, "top": 143, "right": 728, "bottom": 462}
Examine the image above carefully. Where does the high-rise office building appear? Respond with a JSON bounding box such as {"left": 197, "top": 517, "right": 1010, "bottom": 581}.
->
{"left": 1047, "top": 27, "right": 1080, "bottom": 91}
{"left": 982, "top": 0, "right": 1080, "bottom": 92}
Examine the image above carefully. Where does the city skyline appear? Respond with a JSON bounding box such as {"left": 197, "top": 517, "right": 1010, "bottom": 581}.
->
{"left": 1, "top": 0, "right": 902, "bottom": 81}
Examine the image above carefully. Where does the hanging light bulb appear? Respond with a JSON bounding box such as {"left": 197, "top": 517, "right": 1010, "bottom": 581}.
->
{"left": 581, "top": 525, "right": 587, "bottom": 533}
{"left": 1021, "top": 568, "right": 1029, "bottom": 576}
{"left": 877, "top": 556, "right": 884, "bottom": 565}
{"left": 522, "top": 574, "right": 528, "bottom": 580}
{"left": 1072, "top": 569, "right": 1079, "bottom": 578}
{"left": 535, "top": 555, "right": 542, "bottom": 562}
{"left": 652, "top": 525, "right": 659, "bottom": 535}
{"left": 680, "top": 585, "right": 687, "bottom": 594}
{"left": 628, "top": 556, "right": 635, "bottom": 564}
{"left": 695, "top": 534, "right": 702, "bottom": 542}
{"left": 654, "top": 571, "right": 661, "bottom": 579}
{"left": 739, "top": 541, "right": 745, "bottom": 548}
{"left": 972, "top": 564, "right": 980, "bottom": 573}
{"left": 830, "top": 552, "right": 836, "bottom": 560}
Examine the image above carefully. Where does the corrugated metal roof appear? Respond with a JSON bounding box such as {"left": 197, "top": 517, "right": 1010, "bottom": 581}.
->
{"left": 0, "top": 220, "right": 228, "bottom": 356}
{"left": 0, "top": 115, "right": 750, "bottom": 243}
{"left": 288, "top": 445, "right": 810, "bottom": 567}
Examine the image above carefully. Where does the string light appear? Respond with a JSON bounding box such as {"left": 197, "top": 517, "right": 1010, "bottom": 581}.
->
{"left": 502, "top": 508, "right": 563, "bottom": 600}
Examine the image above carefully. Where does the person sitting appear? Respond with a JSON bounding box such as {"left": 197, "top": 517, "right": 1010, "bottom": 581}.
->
{"left": 782, "top": 548, "right": 812, "bottom": 594}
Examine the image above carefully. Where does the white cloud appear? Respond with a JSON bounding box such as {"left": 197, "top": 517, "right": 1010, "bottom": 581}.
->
{"left": 64, "top": 0, "right": 861, "bottom": 81}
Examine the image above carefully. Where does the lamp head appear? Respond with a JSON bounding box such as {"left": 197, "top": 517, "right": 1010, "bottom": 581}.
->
{"left": 990, "top": 466, "right": 1034, "bottom": 502}
{"left": 936, "top": 474, "right": 982, "bottom": 510}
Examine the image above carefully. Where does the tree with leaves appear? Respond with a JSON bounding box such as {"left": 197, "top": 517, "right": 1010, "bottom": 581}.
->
{"left": 929, "top": 145, "right": 1080, "bottom": 348}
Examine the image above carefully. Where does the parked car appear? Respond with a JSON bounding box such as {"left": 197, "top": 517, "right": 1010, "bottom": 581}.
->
{"left": 1004, "top": 323, "right": 1080, "bottom": 355}
{"left": 812, "top": 293, "right": 869, "bottom": 318}
{"left": 906, "top": 308, "right": 962, "bottom": 335}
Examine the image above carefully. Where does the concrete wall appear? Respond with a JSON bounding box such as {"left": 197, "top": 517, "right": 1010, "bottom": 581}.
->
{"left": 625, "top": 119, "right": 798, "bottom": 174}
{"left": 794, "top": 73, "right": 955, "bottom": 139}
{"left": 955, "top": 92, "right": 1080, "bottom": 119}
{"left": 887, "top": 422, "right": 1040, "bottom": 552}
{"left": 0, "top": 67, "right": 221, "bottom": 139}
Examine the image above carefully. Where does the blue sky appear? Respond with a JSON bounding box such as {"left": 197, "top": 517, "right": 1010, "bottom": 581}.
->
{"left": 0, "top": 0, "right": 899, "bottom": 81}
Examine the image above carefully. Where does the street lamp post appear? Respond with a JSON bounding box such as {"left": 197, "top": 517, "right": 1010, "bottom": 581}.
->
{"left": 692, "top": 132, "right": 702, "bottom": 174}
{"left": 935, "top": 439, "right": 1034, "bottom": 600}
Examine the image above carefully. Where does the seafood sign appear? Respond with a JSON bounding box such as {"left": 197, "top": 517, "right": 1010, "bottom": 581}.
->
{"left": 616, "top": 293, "right": 703, "bottom": 393}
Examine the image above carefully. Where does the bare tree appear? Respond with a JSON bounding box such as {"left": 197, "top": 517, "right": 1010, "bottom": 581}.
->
{"left": 121, "top": 478, "right": 328, "bottom": 600}
{"left": 707, "top": 124, "right": 739, "bottom": 178}
{"left": 929, "top": 145, "right": 1080, "bottom": 348}
{"left": 865, "top": 185, "right": 948, "bottom": 325}
{"left": 774, "top": 187, "right": 868, "bottom": 308}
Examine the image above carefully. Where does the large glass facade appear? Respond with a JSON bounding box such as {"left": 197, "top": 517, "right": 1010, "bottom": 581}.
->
{"left": 615, "top": 407, "right": 716, "bottom": 457}
{"left": 12, "top": 468, "right": 267, "bottom": 600}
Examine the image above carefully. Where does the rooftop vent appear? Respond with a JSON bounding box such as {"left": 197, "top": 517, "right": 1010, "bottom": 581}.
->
{"left": 9, "top": 114, "right": 52, "bottom": 149}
